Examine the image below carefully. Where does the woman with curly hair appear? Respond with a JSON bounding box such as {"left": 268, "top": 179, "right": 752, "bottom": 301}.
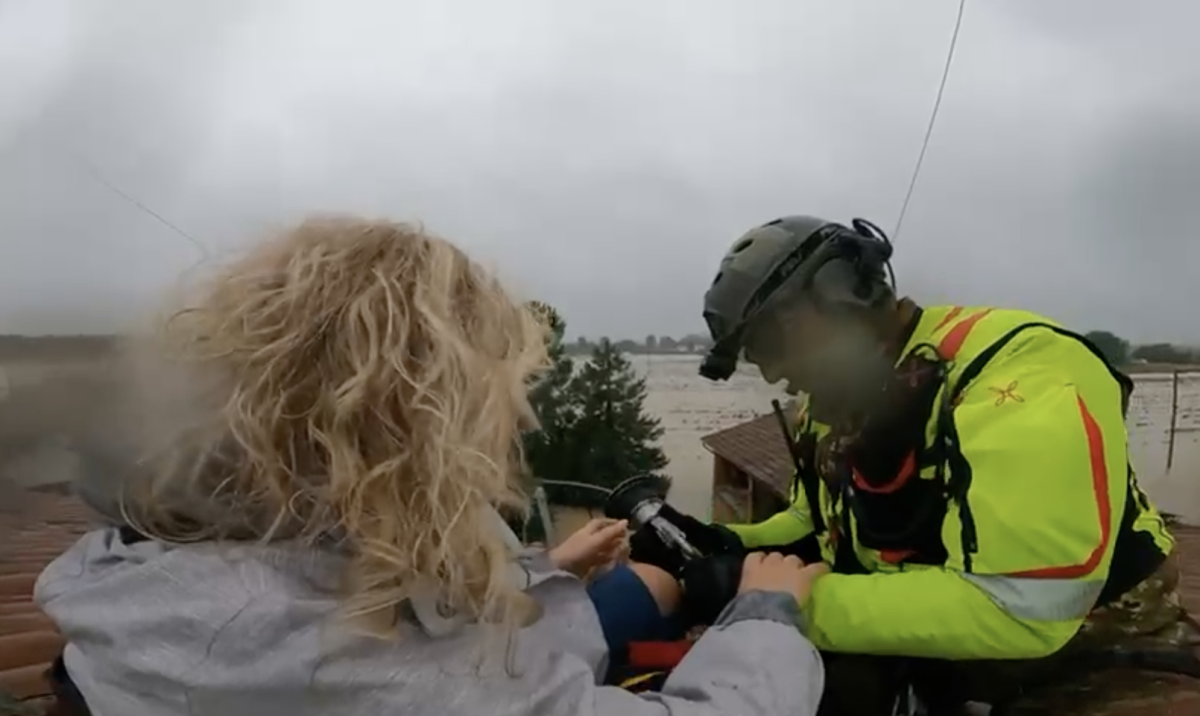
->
{"left": 36, "top": 217, "right": 824, "bottom": 716}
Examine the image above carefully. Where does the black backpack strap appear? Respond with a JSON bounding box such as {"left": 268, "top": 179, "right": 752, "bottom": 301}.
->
{"left": 782, "top": 415, "right": 871, "bottom": 574}
{"left": 791, "top": 431, "right": 827, "bottom": 535}
{"left": 832, "top": 493, "right": 872, "bottom": 575}
{"left": 776, "top": 401, "right": 825, "bottom": 535}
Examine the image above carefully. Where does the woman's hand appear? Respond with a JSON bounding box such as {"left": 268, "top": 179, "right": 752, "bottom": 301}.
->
{"left": 548, "top": 518, "right": 629, "bottom": 578}
{"left": 738, "top": 552, "right": 829, "bottom": 607}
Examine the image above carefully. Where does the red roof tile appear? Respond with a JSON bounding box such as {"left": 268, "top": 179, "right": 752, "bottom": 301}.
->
{"left": 0, "top": 492, "right": 92, "bottom": 706}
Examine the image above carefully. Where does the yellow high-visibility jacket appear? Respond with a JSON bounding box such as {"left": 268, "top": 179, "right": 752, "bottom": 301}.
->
{"left": 725, "top": 305, "right": 1173, "bottom": 661}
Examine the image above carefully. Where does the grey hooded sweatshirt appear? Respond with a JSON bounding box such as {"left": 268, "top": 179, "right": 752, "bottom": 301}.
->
{"left": 35, "top": 524, "right": 824, "bottom": 716}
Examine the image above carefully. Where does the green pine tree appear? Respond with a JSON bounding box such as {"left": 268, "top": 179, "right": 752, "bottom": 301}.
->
{"left": 506, "top": 301, "right": 575, "bottom": 542}
{"left": 564, "top": 338, "right": 668, "bottom": 496}
{"left": 508, "top": 308, "right": 671, "bottom": 538}
{"left": 522, "top": 300, "right": 577, "bottom": 482}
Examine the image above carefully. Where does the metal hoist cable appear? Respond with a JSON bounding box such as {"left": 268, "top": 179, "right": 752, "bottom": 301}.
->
{"left": 64, "top": 148, "right": 210, "bottom": 259}
{"left": 892, "top": 0, "right": 969, "bottom": 241}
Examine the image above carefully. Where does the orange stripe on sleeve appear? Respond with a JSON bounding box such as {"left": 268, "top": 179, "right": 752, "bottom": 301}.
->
{"left": 1010, "top": 394, "right": 1113, "bottom": 579}
{"left": 932, "top": 306, "right": 965, "bottom": 333}
{"left": 937, "top": 309, "right": 993, "bottom": 360}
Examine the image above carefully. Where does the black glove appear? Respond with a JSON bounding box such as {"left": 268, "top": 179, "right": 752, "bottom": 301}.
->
{"left": 655, "top": 503, "right": 745, "bottom": 555}
{"left": 627, "top": 505, "right": 744, "bottom": 577}
{"left": 628, "top": 526, "right": 687, "bottom": 576}
{"left": 679, "top": 551, "right": 745, "bottom": 628}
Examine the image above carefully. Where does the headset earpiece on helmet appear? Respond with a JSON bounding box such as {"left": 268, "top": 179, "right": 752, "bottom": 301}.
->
{"left": 850, "top": 217, "right": 897, "bottom": 292}
{"left": 810, "top": 219, "right": 896, "bottom": 309}
{"left": 699, "top": 216, "right": 896, "bottom": 382}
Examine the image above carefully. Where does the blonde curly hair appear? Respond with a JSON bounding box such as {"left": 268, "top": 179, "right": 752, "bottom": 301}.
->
{"left": 118, "top": 216, "right": 550, "bottom": 636}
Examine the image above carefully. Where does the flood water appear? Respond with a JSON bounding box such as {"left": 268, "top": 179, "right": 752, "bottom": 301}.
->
{"left": 2, "top": 354, "right": 1198, "bottom": 524}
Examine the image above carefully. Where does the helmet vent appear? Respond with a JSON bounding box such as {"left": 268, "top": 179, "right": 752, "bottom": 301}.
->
{"left": 731, "top": 238, "right": 754, "bottom": 254}
{"left": 762, "top": 219, "right": 783, "bottom": 227}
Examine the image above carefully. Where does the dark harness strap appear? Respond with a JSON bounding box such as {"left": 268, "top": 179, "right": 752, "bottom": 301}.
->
{"left": 45, "top": 656, "right": 92, "bottom": 716}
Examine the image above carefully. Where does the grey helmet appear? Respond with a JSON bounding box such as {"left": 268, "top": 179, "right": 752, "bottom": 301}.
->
{"left": 699, "top": 216, "right": 894, "bottom": 381}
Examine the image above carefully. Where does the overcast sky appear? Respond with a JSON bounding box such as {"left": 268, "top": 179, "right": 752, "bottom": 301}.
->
{"left": 0, "top": 0, "right": 1196, "bottom": 343}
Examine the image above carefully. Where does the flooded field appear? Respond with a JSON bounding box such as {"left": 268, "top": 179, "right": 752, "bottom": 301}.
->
{"left": 1125, "top": 371, "right": 1200, "bottom": 522}
{"left": 634, "top": 354, "right": 787, "bottom": 518}
{"left": 2, "top": 353, "right": 1199, "bottom": 524}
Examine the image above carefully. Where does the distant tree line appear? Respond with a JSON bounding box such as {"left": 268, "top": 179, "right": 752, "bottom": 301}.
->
{"left": 557, "top": 328, "right": 1200, "bottom": 368}
{"left": 565, "top": 333, "right": 714, "bottom": 356}
{"left": 566, "top": 329, "right": 1200, "bottom": 366}
{"left": 1082, "top": 331, "right": 1200, "bottom": 368}
{"left": 0, "top": 334, "right": 120, "bottom": 362}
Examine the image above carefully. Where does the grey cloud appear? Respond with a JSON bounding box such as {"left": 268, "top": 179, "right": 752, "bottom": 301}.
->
{"left": 0, "top": 0, "right": 1196, "bottom": 343}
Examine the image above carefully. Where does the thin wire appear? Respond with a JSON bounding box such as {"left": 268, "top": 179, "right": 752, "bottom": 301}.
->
{"left": 892, "top": 0, "right": 968, "bottom": 240}
{"left": 65, "top": 149, "right": 210, "bottom": 258}
{"left": 1, "top": 133, "right": 208, "bottom": 257}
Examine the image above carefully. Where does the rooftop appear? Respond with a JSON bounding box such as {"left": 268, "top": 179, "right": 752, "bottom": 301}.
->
{"left": 700, "top": 413, "right": 793, "bottom": 497}
{"left": 0, "top": 490, "right": 93, "bottom": 708}
{"left": 1, "top": 486, "right": 1198, "bottom": 714}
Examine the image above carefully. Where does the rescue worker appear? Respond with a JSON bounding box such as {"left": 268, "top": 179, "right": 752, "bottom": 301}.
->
{"left": 651, "top": 215, "right": 1195, "bottom": 714}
